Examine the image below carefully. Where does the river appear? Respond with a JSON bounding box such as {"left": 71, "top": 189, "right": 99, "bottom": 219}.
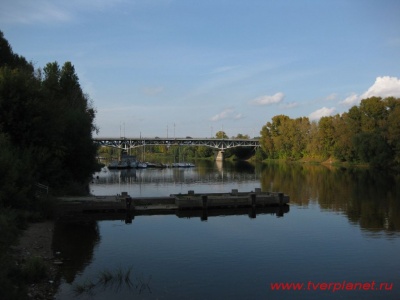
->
{"left": 54, "top": 161, "right": 400, "bottom": 300}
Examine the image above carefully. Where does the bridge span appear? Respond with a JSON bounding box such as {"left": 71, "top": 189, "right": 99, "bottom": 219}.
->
{"left": 94, "top": 137, "right": 260, "bottom": 160}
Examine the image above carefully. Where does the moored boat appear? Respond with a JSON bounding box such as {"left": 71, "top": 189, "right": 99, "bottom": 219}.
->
{"left": 136, "top": 162, "right": 148, "bottom": 168}
{"left": 172, "top": 162, "right": 195, "bottom": 168}
{"left": 108, "top": 153, "right": 138, "bottom": 169}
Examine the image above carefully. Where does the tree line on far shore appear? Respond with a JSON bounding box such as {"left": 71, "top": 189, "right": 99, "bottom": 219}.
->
{"left": 259, "top": 96, "right": 400, "bottom": 168}
{"left": 0, "top": 31, "right": 98, "bottom": 209}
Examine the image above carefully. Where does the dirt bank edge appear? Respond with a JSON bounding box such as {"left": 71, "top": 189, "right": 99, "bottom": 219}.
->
{"left": 13, "top": 221, "right": 60, "bottom": 300}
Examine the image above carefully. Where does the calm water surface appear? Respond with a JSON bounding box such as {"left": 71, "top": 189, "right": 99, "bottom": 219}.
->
{"left": 54, "top": 161, "right": 400, "bottom": 300}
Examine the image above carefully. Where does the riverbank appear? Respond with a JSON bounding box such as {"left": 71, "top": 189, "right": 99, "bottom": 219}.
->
{"left": 260, "top": 157, "right": 371, "bottom": 168}
{"left": 13, "top": 221, "right": 60, "bottom": 300}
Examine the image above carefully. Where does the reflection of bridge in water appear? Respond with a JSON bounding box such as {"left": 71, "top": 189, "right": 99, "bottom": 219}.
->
{"left": 94, "top": 137, "right": 260, "bottom": 160}
{"left": 94, "top": 168, "right": 260, "bottom": 186}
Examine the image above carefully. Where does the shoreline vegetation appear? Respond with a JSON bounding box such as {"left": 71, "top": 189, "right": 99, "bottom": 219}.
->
{"left": 0, "top": 30, "right": 99, "bottom": 300}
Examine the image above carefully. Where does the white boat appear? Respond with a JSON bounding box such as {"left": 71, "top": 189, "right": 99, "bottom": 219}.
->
{"left": 136, "top": 162, "right": 147, "bottom": 168}
{"left": 121, "top": 154, "right": 138, "bottom": 168}
{"left": 172, "top": 162, "right": 195, "bottom": 168}
{"left": 108, "top": 154, "right": 138, "bottom": 169}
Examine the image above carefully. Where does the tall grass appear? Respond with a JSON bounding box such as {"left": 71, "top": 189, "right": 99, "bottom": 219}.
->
{"left": 22, "top": 256, "right": 48, "bottom": 282}
{"left": 73, "top": 267, "right": 151, "bottom": 296}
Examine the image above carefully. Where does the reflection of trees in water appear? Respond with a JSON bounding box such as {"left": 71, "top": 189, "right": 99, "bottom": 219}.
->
{"left": 93, "top": 160, "right": 260, "bottom": 185}
{"left": 259, "top": 162, "right": 400, "bottom": 234}
{"left": 52, "top": 220, "right": 100, "bottom": 283}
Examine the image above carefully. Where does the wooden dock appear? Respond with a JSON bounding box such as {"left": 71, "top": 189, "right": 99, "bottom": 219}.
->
{"left": 173, "top": 188, "right": 289, "bottom": 209}
{"left": 55, "top": 189, "right": 290, "bottom": 222}
{"left": 56, "top": 189, "right": 289, "bottom": 215}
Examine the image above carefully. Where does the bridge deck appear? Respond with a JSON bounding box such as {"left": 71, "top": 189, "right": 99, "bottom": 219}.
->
{"left": 94, "top": 137, "right": 260, "bottom": 150}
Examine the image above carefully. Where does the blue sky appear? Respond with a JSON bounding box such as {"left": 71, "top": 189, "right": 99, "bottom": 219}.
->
{"left": 1, "top": 0, "right": 400, "bottom": 138}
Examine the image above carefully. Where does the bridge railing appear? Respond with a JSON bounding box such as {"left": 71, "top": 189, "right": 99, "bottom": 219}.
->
{"left": 93, "top": 137, "right": 260, "bottom": 150}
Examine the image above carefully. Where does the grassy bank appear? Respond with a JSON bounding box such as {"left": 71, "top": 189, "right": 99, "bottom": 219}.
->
{"left": 259, "top": 156, "right": 376, "bottom": 170}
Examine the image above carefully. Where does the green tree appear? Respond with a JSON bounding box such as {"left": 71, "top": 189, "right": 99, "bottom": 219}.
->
{"left": 317, "top": 116, "right": 336, "bottom": 158}
{"left": 196, "top": 146, "right": 213, "bottom": 158}
{"left": 0, "top": 134, "right": 35, "bottom": 208}
{"left": 385, "top": 98, "right": 400, "bottom": 164}
{"left": 260, "top": 122, "right": 275, "bottom": 158}
{"left": 333, "top": 113, "right": 356, "bottom": 161}
{"left": 290, "top": 117, "right": 310, "bottom": 159}
{"left": 235, "top": 133, "right": 250, "bottom": 139}
{"left": 215, "top": 131, "right": 228, "bottom": 139}
{"left": 353, "top": 132, "right": 393, "bottom": 168}
{"left": 260, "top": 115, "right": 311, "bottom": 160}
{"left": 0, "top": 31, "right": 98, "bottom": 197}
{"left": 359, "top": 97, "right": 387, "bottom": 133}
{"left": 0, "top": 31, "right": 33, "bottom": 73}
{"left": 268, "top": 115, "right": 290, "bottom": 158}
{"left": 305, "top": 121, "right": 321, "bottom": 158}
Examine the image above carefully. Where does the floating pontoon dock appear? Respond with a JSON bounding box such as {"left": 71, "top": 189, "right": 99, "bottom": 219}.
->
{"left": 56, "top": 189, "right": 289, "bottom": 221}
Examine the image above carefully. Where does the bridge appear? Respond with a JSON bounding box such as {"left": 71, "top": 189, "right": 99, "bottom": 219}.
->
{"left": 94, "top": 137, "right": 260, "bottom": 160}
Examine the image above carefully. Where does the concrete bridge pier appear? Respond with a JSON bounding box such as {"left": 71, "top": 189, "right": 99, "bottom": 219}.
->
{"left": 216, "top": 150, "right": 225, "bottom": 161}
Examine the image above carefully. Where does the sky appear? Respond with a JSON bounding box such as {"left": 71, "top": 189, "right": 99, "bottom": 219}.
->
{"left": 1, "top": 0, "right": 400, "bottom": 138}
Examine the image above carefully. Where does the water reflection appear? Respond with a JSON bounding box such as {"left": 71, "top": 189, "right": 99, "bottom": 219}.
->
{"left": 56, "top": 205, "right": 289, "bottom": 224}
{"left": 94, "top": 161, "right": 259, "bottom": 186}
{"left": 52, "top": 221, "right": 100, "bottom": 284}
{"left": 258, "top": 162, "right": 400, "bottom": 234}
{"left": 91, "top": 160, "right": 400, "bottom": 235}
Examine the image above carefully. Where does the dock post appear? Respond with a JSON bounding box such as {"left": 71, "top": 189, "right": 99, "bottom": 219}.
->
{"left": 202, "top": 195, "right": 208, "bottom": 209}
{"left": 249, "top": 207, "right": 256, "bottom": 219}
{"left": 201, "top": 209, "right": 208, "bottom": 221}
{"left": 278, "top": 193, "right": 284, "bottom": 205}
{"left": 125, "top": 211, "right": 133, "bottom": 224}
{"left": 276, "top": 206, "right": 284, "bottom": 217}
{"left": 126, "top": 196, "right": 132, "bottom": 210}
{"left": 250, "top": 193, "right": 256, "bottom": 207}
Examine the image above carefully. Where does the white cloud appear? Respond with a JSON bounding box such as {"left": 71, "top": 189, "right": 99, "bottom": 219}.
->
{"left": 309, "top": 107, "right": 336, "bottom": 121}
{"left": 339, "top": 76, "right": 400, "bottom": 107}
{"left": 360, "top": 76, "right": 400, "bottom": 99}
{"left": 251, "top": 92, "right": 285, "bottom": 106}
{"left": 210, "top": 108, "right": 243, "bottom": 122}
{"left": 340, "top": 93, "right": 359, "bottom": 106}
